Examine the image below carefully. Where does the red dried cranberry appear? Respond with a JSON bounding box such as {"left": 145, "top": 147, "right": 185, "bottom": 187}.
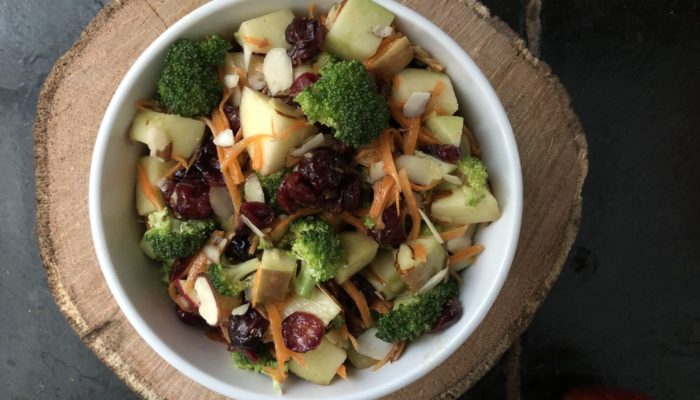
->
{"left": 277, "top": 172, "right": 320, "bottom": 213}
{"left": 171, "top": 180, "right": 212, "bottom": 220}
{"left": 371, "top": 206, "right": 406, "bottom": 248}
{"left": 298, "top": 147, "right": 345, "bottom": 191}
{"left": 421, "top": 144, "right": 461, "bottom": 164}
{"left": 223, "top": 103, "right": 241, "bottom": 133}
{"left": 289, "top": 72, "right": 318, "bottom": 97}
{"left": 192, "top": 134, "right": 225, "bottom": 187}
{"left": 282, "top": 312, "right": 325, "bottom": 353}
{"left": 285, "top": 17, "right": 324, "bottom": 66}
{"left": 169, "top": 258, "right": 191, "bottom": 282}
{"left": 323, "top": 281, "right": 364, "bottom": 335}
{"left": 228, "top": 307, "right": 270, "bottom": 350}
{"left": 176, "top": 307, "right": 207, "bottom": 327}
{"left": 351, "top": 275, "right": 377, "bottom": 305}
{"left": 225, "top": 234, "right": 254, "bottom": 262}
{"left": 338, "top": 173, "right": 361, "bottom": 212}
{"left": 239, "top": 202, "right": 275, "bottom": 229}
{"left": 430, "top": 299, "right": 463, "bottom": 333}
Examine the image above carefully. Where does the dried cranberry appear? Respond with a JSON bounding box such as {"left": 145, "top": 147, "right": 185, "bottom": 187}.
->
{"left": 351, "top": 275, "right": 377, "bottom": 305}
{"left": 169, "top": 258, "right": 191, "bottom": 282}
{"left": 176, "top": 307, "right": 207, "bottom": 327}
{"left": 171, "top": 180, "right": 212, "bottom": 219}
{"left": 338, "top": 174, "right": 361, "bottom": 212}
{"left": 421, "top": 144, "right": 461, "bottom": 164}
{"left": 225, "top": 234, "right": 253, "bottom": 262}
{"left": 285, "top": 17, "right": 324, "bottom": 66}
{"left": 239, "top": 202, "right": 275, "bottom": 229}
{"left": 289, "top": 72, "right": 318, "bottom": 97}
{"left": 430, "top": 299, "right": 463, "bottom": 333}
{"left": 277, "top": 172, "right": 320, "bottom": 213}
{"left": 223, "top": 103, "right": 241, "bottom": 133}
{"left": 228, "top": 307, "right": 270, "bottom": 350}
{"left": 191, "top": 134, "right": 225, "bottom": 187}
{"left": 371, "top": 206, "right": 406, "bottom": 248}
{"left": 298, "top": 147, "right": 345, "bottom": 191}
{"left": 282, "top": 312, "right": 325, "bottom": 353}
{"left": 323, "top": 281, "right": 364, "bottom": 335}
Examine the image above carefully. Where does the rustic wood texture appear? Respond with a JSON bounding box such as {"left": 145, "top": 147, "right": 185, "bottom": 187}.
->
{"left": 33, "top": 0, "right": 587, "bottom": 398}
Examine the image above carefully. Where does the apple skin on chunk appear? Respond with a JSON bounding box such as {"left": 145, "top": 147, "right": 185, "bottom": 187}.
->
{"left": 289, "top": 338, "right": 347, "bottom": 385}
{"left": 240, "top": 86, "right": 316, "bottom": 175}
{"left": 431, "top": 187, "right": 501, "bottom": 224}
{"left": 425, "top": 115, "right": 464, "bottom": 146}
{"left": 136, "top": 156, "right": 176, "bottom": 216}
{"left": 392, "top": 69, "right": 459, "bottom": 116}
{"left": 324, "top": 0, "right": 395, "bottom": 61}
{"left": 235, "top": 10, "right": 295, "bottom": 54}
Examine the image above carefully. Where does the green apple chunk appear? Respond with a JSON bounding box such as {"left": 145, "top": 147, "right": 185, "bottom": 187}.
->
{"left": 392, "top": 69, "right": 459, "bottom": 116}
{"left": 135, "top": 156, "right": 176, "bottom": 216}
{"left": 325, "top": 0, "right": 395, "bottom": 61}
{"left": 395, "top": 151, "right": 456, "bottom": 186}
{"left": 425, "top": 115, "right": 464, "bottom": 146}
{"left": 251, "top": 249, "right": 296, "bottom": 305}
{"left": 235, "top": 9, "right": 294, "bottom": 53}
{"left": 362, "top": 249, "right": 404, "bottom": 300}
{"left": 239, "top": 87, "right": 316, "bottom": 175}
{"left": 224, "top": 52, "right": 264, "bottom": 76}
{"left": 281, "top": 287, "right": 341, "bottom": 326}
{"left": 430, "top": 187, "right": 501, "bottom": 224}
{"left": 289, "top": 338, "right": 347, "bottom": 385}
{"left": 365, "top": 35, "right": 414, "bottom": 80}
{"left": 333, "top": 232, "right": 379, "bottom": 284}
{"left": 130, "top": 110, "right": 206, "bottom": 159}
{"left": 396, "top": 237, "right": 447, "bottom": 291}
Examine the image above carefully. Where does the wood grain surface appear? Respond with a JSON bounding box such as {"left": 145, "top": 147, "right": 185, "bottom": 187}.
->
{"left": 33, "top": 0, "right": 587, "bottom": 398}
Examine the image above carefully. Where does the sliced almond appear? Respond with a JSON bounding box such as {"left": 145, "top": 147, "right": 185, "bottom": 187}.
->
{"left": 402, "top": 92, "right": 432, "bottom": 118}
{"left": 263, "top": 48, "right": 294, "bottom": 96}
{"left": 209, "top": 186, "right": 234, "bottom": 218}
{"left": 213, "top": 128, "right": 235, "bottom": 147}
{"left": 231, "top": 303, "right": 250, "bottom": 317}
{"left": 369, "top": 160, "right": 387, "bottom": 183}
{"left": 175, "top": 279, "right": 200, "bottom": 312}
{"left": 244, "top": 173, "right": 265, "bottom": 203}
{"left": 290, "top": 133, "right": 326, "bottom": 157}
{"left": 371, "top": 25, "right": 394, "bottom": 38}
{"left": 194, "top": 276, "right": 220, "bottom": 326}
{"left": 223, "top": 73, "right": 240, "bottom": 89}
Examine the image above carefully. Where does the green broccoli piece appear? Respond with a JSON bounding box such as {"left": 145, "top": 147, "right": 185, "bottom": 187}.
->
{"left": 375, "top": 280, "right": 459, "bottom": 343}
{"left": 295, "top": 60, "right": 389, "bottom": 147}
{"left": 363, "top": 216, "right": 376, "bottom": 229}
{"left": 141, "top": 209, "right": 215, "bottom": 262}
{"left": 257, "top": 170, "right": 285, "bottom": 210}
{"left": 208, "top": 258, "right": 260, "bottom": 296}
{"left": 290, "top": 217, "right": 347, "bottom": 297}
{"left": 157, "top": 35, "right": 230, "bottom": 117}
{"left": 231, "top": 348, "right": 284, "bottom": 376}
{"left": 457, "top": 156, "right": 489, "bottom": 206}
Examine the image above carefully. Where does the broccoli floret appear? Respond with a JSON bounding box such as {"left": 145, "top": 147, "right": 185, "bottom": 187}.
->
{"left": 290, "top": 217, "right": 347, "bottom": 297}
{"left": 141, "top": 209, "right": 215, "bottom": 262}
{"left": 457, "top": 156, "right": 489, "bottom": 206}
{"left": 231, "top": 348, "right": 284, "bottom": 376}
{"left": 257, "top": 170, "right": 285, "bottom": 210}
{"left": 295, "top": 60, "right": 389, "bottom": 147}
{"left": 363, "top": 216, "right": 376, "bottom": 229}
{"left": 375, "top": 280, "right": 459, "bottom": 343}
{"left": 157, "top": 35, "right": 230, "bottom": 117}
{"left": 208, "top": 258, "right": 260, "bottom": 296}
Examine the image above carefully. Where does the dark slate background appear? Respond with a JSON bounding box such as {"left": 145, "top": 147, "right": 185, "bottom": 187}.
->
{"left": 1, "top": 1, "right": 698, "bottom": 399}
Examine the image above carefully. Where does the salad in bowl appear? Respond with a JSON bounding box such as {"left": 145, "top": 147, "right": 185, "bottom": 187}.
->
{"left": 93, "top": 0, "right": 521, "bottom": 396}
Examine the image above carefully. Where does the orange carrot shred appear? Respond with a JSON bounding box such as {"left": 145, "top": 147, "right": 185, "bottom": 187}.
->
{"left": 336, "top": 364, "right": 347, "bottom": 380}
{"left": 440, "top": 225, "right": 470, "bottom": 241}
{"left": 341, "top": 280, "right": 372, "bottom": 328}
{"left": 448, "top": 244, "right": 485, "bottom": 266}
{"left": 340, "top": 211, "right": 368, "bottom": 234}
{"left": 137, "top": 163, "right": 163, "bottom": 210}
{"left": 398, "top": 169, "right": 421, "bottom": 241}
{"left": 265, "top": 302, "right": 303, "bottom": 383}
{"left": 252, "top": 140, "right": 264, "bottom": 171}
{"left": 242, "top": 35, "right": 269, "bottom": 48}
{"left": 308, "top": 3, "right": 317, "bottom": 18}
{"left": 368, "top": 175, "right": 396, "bottom": 230}
{"left": 418, "top": 128, "right": 441, "bottom": 144}
{"left": 411, "top": 242, "right": 427, "bottom": 262}
{"left": 402, "top": 116, "right": 421, "bottom": 155}
{"left": 270, "top": 208, "right": 320, "bottom": 241}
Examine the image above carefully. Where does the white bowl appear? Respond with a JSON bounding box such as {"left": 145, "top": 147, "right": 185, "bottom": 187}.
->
{"left": 89, "top": 0, "right": 522, "bottom": 398}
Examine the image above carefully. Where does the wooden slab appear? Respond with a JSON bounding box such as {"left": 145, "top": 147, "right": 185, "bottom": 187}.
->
{"left": 34, "top": 0, "right": 587, "bottom": 398}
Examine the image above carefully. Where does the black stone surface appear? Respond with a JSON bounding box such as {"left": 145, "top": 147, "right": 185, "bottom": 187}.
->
{"left": 1, "top": 1, "right": 698, "bottom": 399}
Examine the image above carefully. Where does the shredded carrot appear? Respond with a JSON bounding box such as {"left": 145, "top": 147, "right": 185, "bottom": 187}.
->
{"left": 221, "top": 134, "right": 273, "bottom": 171}
{"left": 340, "top": 211, "right": 368, "bottom": 234}
{"left": 265, "top": 303, "right": 303, "bottom": 382}
{"left": 397, "top": 169, "right": 421, "bottom": 241}
{"left": 308, "top": 3, "right": 316, "bottom": 18}
{"left": 370, "top": 298, "right": 392, "bottom": 315}
{"left": 463, "top": 126, "right": 482, "bottom": 158}
{"left": 273, "top": 119, "right": 308, "bottom": 141}
{"left": 137, "top": 163, "right": 163, "bottom": 210}
{"left": 184, "top": 231, "right": 225, "bottom": 292}
{"left": 440, "top": 225, "right": 470, "bottom": 241}
{"left": 418, "top": 128, "right": 441, "bottom": 144}
{"left": 402, "top": 116, "right": 421, "bottom": 155}
{"left": 411, "top": 242, "right": 427, "bottom": 262}
{"left": 364, "top": 33, "right": 402, "bottom": 71}
{"left": 425, "top": 80, "right": 447, "bottom": 115}
{"left": 270, "top": 208, "right": 320, "bottom": 241}
{"left": 241, "top": 35, "right": 269, "bottom": 48}
{"left": 448, "top": 244, "right": 485, "bottom": 266}
{"left": 373, "top": 341, "right": 405, "bottom": 371}
{"left": 171, "top": 154, "right": 189, "bottom": 169}
{"left": 336, "top": 364, "right": 348, "bottom": 379}
{"left": 252, "top": 140, "right": 264, "bottom": 171}
{"left": 354, "top": 146, "right": 378, "bottom": 167}
{"left": 379, "top": 128, "right": 401, "bottom": 209}
{"left": 367, "top": 175, "right": 397, "bottom": 230}
{"left": 410, "top": 179, "right": 442, "bottom": 191}
{"left": 341, "top": 280, "right": 372, "bottom": 328}
{"left": 347, "top": 331, "right": 360, "bottom": 352}
{"left": 250, "top": 269, "right": 262, "bottom": 307}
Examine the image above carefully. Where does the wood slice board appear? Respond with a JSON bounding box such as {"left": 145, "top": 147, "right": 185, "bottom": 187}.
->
{"left": 34, "top": 0, "right": 587, "bottom": 398}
